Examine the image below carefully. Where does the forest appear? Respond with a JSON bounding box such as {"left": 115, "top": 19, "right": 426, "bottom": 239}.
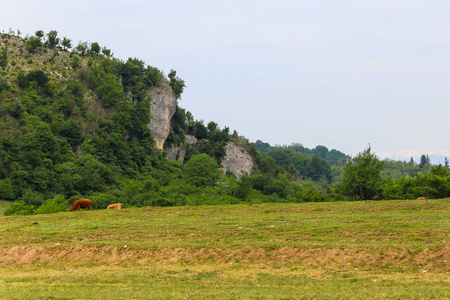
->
{"left": 1, "top": 29, "right": 450, "bottom": 216}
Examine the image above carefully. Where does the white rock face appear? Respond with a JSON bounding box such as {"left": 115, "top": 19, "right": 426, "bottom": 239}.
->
{"left": 165, "top": 135, "right": 197, "bottom": 163}
{"left": 221, "top": 142, "right": 253, "bottom": 178}
{"left": 185, "top": 135, "right": 198, "bottom": 145}
{"left": 148, "top": 83, "right": 177, "bottom": 150}
{"left": 165, "top": 146, "right": 185, "bottom": 162}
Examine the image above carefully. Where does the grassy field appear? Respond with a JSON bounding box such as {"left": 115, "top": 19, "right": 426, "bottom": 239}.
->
{"left": 0, "top": 199, "right": 449, "bottom": 299}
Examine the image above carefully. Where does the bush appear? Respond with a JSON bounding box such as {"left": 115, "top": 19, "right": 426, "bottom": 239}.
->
{"left": 35, "top": 195, "right": 68, "bottom": 214}
{"left": 3, "top": 201, "right": 34, "bottom": 216}
{"left": 296, "top": 181, "right": 326, "bottom": 202}
{"left": 90, "top": 193, "right": 119, "bottom": 209}
{"left": 183, "top": 153, "right": 221, "bottom": 187}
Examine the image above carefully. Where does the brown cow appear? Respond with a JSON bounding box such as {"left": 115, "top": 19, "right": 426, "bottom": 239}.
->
{"left": 107, "top": 203, "right": 122, "bottom": 209}
{"left": 70, "top": 199, "right": 92, "bottom": 212}
{"left": 417, "top": 197, "right": 426, "bottom": 200}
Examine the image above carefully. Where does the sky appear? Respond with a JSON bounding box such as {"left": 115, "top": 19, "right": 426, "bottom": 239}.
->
{"left": 2, "top": 0, "right": 450, "bottom": 157}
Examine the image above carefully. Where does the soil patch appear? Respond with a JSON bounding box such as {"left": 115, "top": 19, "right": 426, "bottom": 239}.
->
{"left": 1, "top": 245, "right": 448, "bottom": 272}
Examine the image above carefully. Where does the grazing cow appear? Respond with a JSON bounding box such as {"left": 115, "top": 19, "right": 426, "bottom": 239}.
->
{"left": 417, "top": 197, "right": 426, "bottom": 200}
{"left": 107, "top": 203, "right": 122, "bottom": 209}
{"left": 70, "top": 199, "right": 92, "bottom": 212}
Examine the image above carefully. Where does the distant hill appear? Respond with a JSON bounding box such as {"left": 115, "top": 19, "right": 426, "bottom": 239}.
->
{"left": 255, "top": 140, "right": 350, "bottom": 166}
{"left": 378, "top": 150, "right": 450, "bottom": 165}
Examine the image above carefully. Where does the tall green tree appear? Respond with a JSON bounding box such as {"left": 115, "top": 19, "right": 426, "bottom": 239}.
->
{"left": 418, "top": 154, "right": 431, "bottom": 170}
{"left": 338, "top": 147, "right": 384, "bottom": 200}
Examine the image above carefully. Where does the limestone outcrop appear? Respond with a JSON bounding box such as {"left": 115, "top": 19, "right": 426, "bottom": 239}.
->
{"left": 147, "top": 81, "right": 255, "bottom": 178}
{"left": 221, "top": 142, "right": 253, "bottom": 178}
{"left": 165, "top": 135, "right": 197, "bottom": 163}
{"left": 147, "top": 82, "right": 177, "bottom": 150}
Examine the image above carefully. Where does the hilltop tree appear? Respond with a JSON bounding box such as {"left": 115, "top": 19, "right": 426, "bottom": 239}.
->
{"left": 338, "top": 147, "right": 384, "bottom": 200}
{"left": 25, "top": 35, "right": 43, "bottom": 53}
{"left": 90, "top": 42, "right": 101, "bottom": 55}
{"left": 101, "top": 46, "right": 111, "bottom": 56}
{"left": 168, "top": 69, "right": 185, "bottom": 99}
{"left": 61, "top": 37, "right": 72, "bottom": 51}
{"left": 35, "top": 30, "right": 44, "bottom": 39}
{"left": 75, "top": 41, "right": 88, "bottom": 56}
{"left": 46, "top": 30, "right": 60, "bottom": 48}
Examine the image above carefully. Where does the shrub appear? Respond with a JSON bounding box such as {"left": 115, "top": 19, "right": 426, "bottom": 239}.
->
{"left": 35, "top": 195, "right": 68, "bottom": 214}
{"left": 183, "top": 153, "right": 221, "bottom": 187}
{"left": 3, "top": 201, "right": 34, "bottom": 216}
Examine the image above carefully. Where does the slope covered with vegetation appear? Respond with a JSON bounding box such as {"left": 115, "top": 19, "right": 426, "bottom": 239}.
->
{"left": 1, "top": 29, "right": 337, "bottom": 214}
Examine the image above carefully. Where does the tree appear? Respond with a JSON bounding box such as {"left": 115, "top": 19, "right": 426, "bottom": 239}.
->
{"left": 25, "top": 36, "right": 42, "bottom": 53}
{"left": 90, "top": 42, "right": 101, "bottom": 55}
{"left": 338, "top": 147, "right": 384, "bottom": 200}
{"left": 101, "top": 46, "right": 111, "bottom": 56}
{"left": 45, "top": 30, "right": 59, "bottom": 48}
{"left": 61, "top": 36, "right": 72, "bottom": 51}
{"left": 35, "top": 30, "right": 44, "bottom": 39}
{"left": 75, "top": 42, "right": 88, "bottom": 56}
{"left": 168, "top": 69, "right": 185, "bottom": 99}
{"left": 26, "top": 70, "right": 49, "bottom": 88}
{"left": 419, "top": 154, "right": 430, "bottom": 169}
{"left": 235, "top": 174, "right": 253, "bottom": 200}
{"left": 183, "top": 153, "right": 221, "bottom": 187}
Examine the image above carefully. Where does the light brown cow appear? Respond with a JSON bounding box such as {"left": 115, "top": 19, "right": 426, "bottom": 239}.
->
{"left": 107, "top": 203, "right": 122, "bottom": 209}
{"left": 70, "top": 199, "right": 92, "bottom": 212}
{"left": 417, "top": 197, "right": 426, "bottom": 200}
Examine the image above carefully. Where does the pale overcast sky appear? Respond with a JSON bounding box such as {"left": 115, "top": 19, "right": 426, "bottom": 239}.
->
{"left": 2, "top": 0, "right": 450, "bottom": 156}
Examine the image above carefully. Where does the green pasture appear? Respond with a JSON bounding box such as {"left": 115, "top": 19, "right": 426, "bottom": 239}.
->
{"left": 0, "top": 199, "right": 449, "bottom": 299}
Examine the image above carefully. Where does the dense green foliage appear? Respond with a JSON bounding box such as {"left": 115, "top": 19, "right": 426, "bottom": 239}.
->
{"left": 255, "top": 140, "right": 349, "bottom": 166}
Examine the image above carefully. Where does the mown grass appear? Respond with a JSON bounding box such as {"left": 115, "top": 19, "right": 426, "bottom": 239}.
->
{"left": 0, "top": 199, "right": 449, "bottom": 299}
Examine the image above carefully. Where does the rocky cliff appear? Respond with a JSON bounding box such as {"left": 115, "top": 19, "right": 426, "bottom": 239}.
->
{"left": 147, "top": 82, "right": 178, "bottom": 150}
{"left": 147, "top": 82, "right": 254, "bottom": 178}
{"left": 220, "top": 142, "right": 254, "bottom": 177}
{"left": 165, "top": 135, "right": 198, "bottom": 163}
